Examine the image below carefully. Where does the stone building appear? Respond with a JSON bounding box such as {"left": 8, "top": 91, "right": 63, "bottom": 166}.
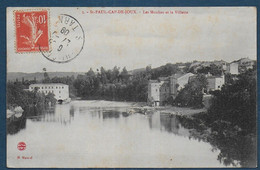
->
{"left": 29, "top": 83, "right": 69, "bottom": 102}
{"left": 206, "top": 74, "right": 225, "bottom": 92}
{"left": 147, "top": 79, "right": 170, "bottom": 106}
{"left": 226, "top": 62, "right": 239, "bottom": 75}
{"left": 169, "top": 73, "right": 194, "bottom": 98}
{"left": 147, "top": 73, "right": 194, "bottom": 106}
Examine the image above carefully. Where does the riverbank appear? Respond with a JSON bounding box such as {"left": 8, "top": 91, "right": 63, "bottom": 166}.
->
{"left": 71, "top": 99, "right": 206, "bottom": 115}
{"left": 152, "top": 106, "right": 206, "bottom": 116}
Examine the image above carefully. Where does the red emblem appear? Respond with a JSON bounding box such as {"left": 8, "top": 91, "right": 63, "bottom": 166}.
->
{"left": 15, "top": 10, "right": 49, "bottom": 52}
{"left": 17, "top": 142, "right": 26, "bottom": 151}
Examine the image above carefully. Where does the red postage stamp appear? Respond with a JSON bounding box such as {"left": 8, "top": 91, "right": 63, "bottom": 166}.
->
{"left": 15, "top": 10, "right": 49, "bottom": 53}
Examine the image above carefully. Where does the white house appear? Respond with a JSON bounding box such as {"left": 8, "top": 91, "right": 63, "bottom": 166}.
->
{"left": 206, "top": 75, "right": 225, "bottom": 92}
{"left": 226, "top": 62, "right": 239, "bottom": 75}
{"left": 29, "top": 83, "right": 69, "bottom": 102}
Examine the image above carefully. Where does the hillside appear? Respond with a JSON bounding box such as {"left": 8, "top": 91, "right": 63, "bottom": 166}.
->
{"left": 7, "top": 72, "right": 85, "bottom": 82}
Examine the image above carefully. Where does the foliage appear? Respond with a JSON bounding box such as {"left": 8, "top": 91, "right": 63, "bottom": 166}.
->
{"left": 73, "top": 67, "right": 149, "bottom": 102}
{"left": 49, "top": 75, "right": 77, "bottom": 98}
{"left": 175, "top": 68, "right": 257, "bottom": 167}
{"left": 6, "top": 82, "right": 56, "bottom": 111}
{"left": 149, "top": 62, "right": 191, "bottom": 80}
{"left": 196, "top": 63, "right": 223, "bottom": 76}
{"left": 174, "top": 74, "right": 208, "bottom": 108}
{"left": 178, "top": 114, "right": 256, "bottom": 167}
{"left": 208, "top": 68, "right": 256, "bottom": 134}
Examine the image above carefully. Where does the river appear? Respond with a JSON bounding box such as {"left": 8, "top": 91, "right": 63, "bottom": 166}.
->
{"left": 7, "top": 100, "right": 235, "bottom": 168}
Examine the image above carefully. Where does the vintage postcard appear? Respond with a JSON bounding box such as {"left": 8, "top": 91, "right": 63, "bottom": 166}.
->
{"left": 6, "top": 7, "right": 257, "bottom": 168}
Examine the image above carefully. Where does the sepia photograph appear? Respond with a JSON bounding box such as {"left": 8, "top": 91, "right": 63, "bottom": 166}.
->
{"left": 6, "top": 7, "right": 257, "bottom": 168}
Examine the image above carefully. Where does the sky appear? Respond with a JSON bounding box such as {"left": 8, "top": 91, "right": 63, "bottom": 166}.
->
{"left": 7, "top": 7, "right": 256, "bottom": 73}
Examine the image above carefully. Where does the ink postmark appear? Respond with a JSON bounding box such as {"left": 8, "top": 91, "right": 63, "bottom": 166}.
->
{"left": 41, "top": 14, "right": 85, "bottom": 63}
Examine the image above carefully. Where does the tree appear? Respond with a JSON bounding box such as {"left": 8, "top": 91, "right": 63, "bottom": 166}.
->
{"left": 120, "top": 67, "right": 129, "bottom": 83}
{"left": 86, "top": 68, "right": 95, "bottom": 77}
{"left": 100, "top": 67, "right": 107, "bottom": 84}
{"left": 196, "top": 64, "right": 222, "bottom": 76}
{"left": 42, "top": 68, "right": 50, "bottom": 83}
{"left": 174, "top": 74, "right": 207, "bottom": 108}
{"left": 112, "top": 66, "right": 120, "bottom": 83}
{"left": 208, "top": 69, "right": 256, "bottom": 134}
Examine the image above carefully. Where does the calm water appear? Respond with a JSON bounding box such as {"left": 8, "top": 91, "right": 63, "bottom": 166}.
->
{"left": 7, "top": 100, "right": 231, "bottom": 168}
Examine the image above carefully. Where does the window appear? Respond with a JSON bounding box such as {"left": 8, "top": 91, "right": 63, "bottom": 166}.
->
{"left": 45, "top": 87, "right": 47, "bottom": 89}
{"left": 42, "top": 87, "right": 44, "bottom": 89}
{"left": 59, "top": 87, "right": 61, "bottom": 89}
{"left": 59, "top": 91, "right": 61, "bottom": 93}
{"left": 52, "top": 87, "right": 53, "bottom": 89}
{"left": 56, "top": 87, "right": 58, "bottom": 89}
{"left": 31, "top": 87, "right": 33, "bottom": 89}
{"left": 49, "top": 87, "right": 50, "bottom": 89}
{"left": 62, "top": 86, "right": 64, "bottom": 89}
{"left": 46, "top": 91, "right": 47, "bottom": 93}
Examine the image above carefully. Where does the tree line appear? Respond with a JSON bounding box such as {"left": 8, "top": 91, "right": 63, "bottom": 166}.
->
{"left": 7, "top": 82, "right": 56, "bottom": 111}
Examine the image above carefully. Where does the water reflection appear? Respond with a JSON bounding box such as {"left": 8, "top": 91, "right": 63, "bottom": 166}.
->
{"left": 6, "top": 116, "right": 26, "bottom": 135}
{"left": 7, "top": 101, "right": 256, "bottom": 167}
{"left": 176, "top": 115, "right": 257, "bottom": 167}
{"left": 7, "top": 104, "right": 76, "bottom": 130}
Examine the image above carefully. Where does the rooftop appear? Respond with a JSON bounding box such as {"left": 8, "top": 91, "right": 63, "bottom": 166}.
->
{"left": 29, "top": 83, "right": 68, "bottom": 86}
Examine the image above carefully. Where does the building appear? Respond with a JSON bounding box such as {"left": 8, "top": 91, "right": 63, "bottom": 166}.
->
{"left": 226, "top": 62, "right": 239, "bottom": 75}
{"left": 226, "top": 58, "right": 255, "bottom": 75}
{"left": 148, "top": 80, "right": 161, "bottom": 106}
{"left": 206, "top": 75, "right": 225, "bottom": 92}
{"left": 29, "top": 83, "right": 69, "bottom": 102}
{"left": 202, "top": 94, "right": 213, "bottom": 109}
{"left": 147, "top": 73, "right": 194, "bottom": 106}
{"left": 147, "top": 79, "right": 170, "bottom": 106}
{"left": 159, "top": 80, "right": 170, "bottom": 105}
{"left": 169, "top": 73, "right": 194, "bottom": 98}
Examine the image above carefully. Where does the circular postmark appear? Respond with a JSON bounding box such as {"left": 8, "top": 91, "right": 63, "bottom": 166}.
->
{"left": 17, "top": 142, "right": 26, "bottom": 151}
{"left": 41, "top": 14, "right": 85, "bottom": 63}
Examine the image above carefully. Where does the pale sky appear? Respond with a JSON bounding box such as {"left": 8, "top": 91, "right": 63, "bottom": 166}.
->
{"left": 7, "top": 7, "right": 256, "bottom": 73}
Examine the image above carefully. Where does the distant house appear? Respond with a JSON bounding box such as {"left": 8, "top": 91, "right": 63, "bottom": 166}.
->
{"left": 148, "top": 80, "right": 163, "bottom": 106}
{"left": 206, "top": 75, "right": 225, "bottom": 92}
{"left": 29, "top": 83, "right": 69, "bottom": 102}
{"left": 159, "top": 80, "right": 170, "bottom": 105}
{"left": 147, "top": 73, "right": 194, "bottom": 106}
{"left": 226, "top": 62, "right": 239, "bottom": 75}
{"left": 226, "top": 58, "right": 255, "bottom": 74}
{"left": 169, "top": 73, "right": 194, "bottom": 98}
{"left": 147, "top": 79, "right": 170, "bottom": 106}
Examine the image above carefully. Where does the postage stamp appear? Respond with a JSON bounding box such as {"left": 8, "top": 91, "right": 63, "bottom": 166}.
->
{"left": 14, "top": 10, "right": 49, "bottom": 53}
{"left": 41, "top": 14, "right": 85, "bottom": 63}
